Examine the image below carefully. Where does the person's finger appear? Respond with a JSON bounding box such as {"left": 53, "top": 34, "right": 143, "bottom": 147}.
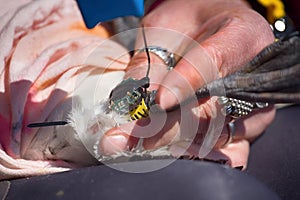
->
{"left": 207, "top": 105, "right": 275, "bottom": 168}
{"left": 215, "top": 105, "right": 276, "bottom": 148}
{"left": 100, "top": 97, "right": 221, "bottom": 155}
{"left": 217, "top": 139, "right": 250, "bottom": 168}
{"left": 169, "top": 138, "right": 250, "bottom": 168}
{"left": 167, "top": 105, "right": 275, "bottom": 168}
{"left": 154, "top": 9, "right": 275, "bottom": 109}
{"left": 125, "top": 51, "right": 168, "bottom": 90}
{"left": 99, "top": 127, "right": 140, "bottom": 155}
{"left": 99, "top": 101, "right": 275, "bottom": 157}
{"left": 142, "top": 0, "right": 250, "bottom": 40}
{"left": 171, "top": 110, "right": 273, "bottom": 169}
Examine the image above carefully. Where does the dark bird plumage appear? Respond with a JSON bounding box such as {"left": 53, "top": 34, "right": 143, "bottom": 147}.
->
{"left": 196, "top": 35, "right": 300, "bottom": 104}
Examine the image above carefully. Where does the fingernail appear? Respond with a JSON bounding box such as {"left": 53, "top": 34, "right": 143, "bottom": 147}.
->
{"left": 100, "top": 134, "right": 128, "bottom": 155}
{"left": 234, "top": 166, "right": 244, "bottom": 171}
{"left": 205, "top": 150, "right": 229, "bottom": 164}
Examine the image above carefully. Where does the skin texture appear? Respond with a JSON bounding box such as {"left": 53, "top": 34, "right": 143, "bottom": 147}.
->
{"left": 100, "top": 0, "right": 276, "bottom": 168}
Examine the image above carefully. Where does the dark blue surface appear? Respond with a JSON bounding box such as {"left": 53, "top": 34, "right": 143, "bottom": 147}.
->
{"left": 76, "top": 0, "right": 144, "bottom": 28}
{"left": 6, "top": 160, "right": 279, "bottom": 200}
{"left": 247, "top": 105, "right": 300, "bottom": 200}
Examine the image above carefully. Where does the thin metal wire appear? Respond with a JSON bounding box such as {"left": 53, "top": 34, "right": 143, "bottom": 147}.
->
{"left": 141, "top": 25, "right": 151, "bottom": 79}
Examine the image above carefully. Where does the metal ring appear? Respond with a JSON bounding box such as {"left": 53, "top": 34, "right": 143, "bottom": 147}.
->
{"left": 224, "top": 122, "right": 235, "bottom": 146}
{"left": 136, "top": 46, "right": 176, "bottom": 70}
{"left": 217, "top": 96, "right": 269, "bottom": 119}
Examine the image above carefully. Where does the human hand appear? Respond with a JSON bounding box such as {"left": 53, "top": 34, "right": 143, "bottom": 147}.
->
{"left": 100, "top": 0, "right": 276, "bottom": 168}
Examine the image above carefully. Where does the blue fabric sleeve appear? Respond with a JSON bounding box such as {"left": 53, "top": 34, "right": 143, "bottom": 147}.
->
{"left": 76, "top": 0, "right": 144, "bottom": 29}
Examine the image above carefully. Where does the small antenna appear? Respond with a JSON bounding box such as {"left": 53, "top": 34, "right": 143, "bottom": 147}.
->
{"left": 27, "top": 27, "right": 152, "bottom": 128}
{"left": 141, "top": 24, "right": 151, "bottom": 78}
{"left": 27, "top": 121, "right": 69, "bottom": 128}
